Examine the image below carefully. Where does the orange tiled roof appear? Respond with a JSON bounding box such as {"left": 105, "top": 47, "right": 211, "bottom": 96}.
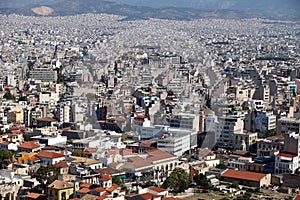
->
{"left": 148, "top": 186, "right": 167, "bottom": 193}
{"left": 35, "top": 151, "right": 65, "bottom": 159}
{"left": 78, "top": 187, "right": 90, "bottom": 193}
{"left": 1, "top": 141, "right": 10, "bottom": 146}
{"left": 139, "top": 193, "right": 162, "bottom": 200}
{"left": 18, "top": 142, "right": 39, "bottom": 149}
{"left": 80, "top": 182, "right": 92, "bottom": 188}
{"left": 54, "top": 161, "right": 69, "bottom": 168}
{"left": 26, "top": 192, "right": 46, "bottom": 199}
{"left": 48, "top": 180, "right": 73, "bottom": 190}
{"left": 221, "top": 169, "right": 267, "bottom": 182}
{"left": 100, "top": 174, "right": 112, "bottom": 181}
{"left": 93, "top": 187, "right": 106, "bottom": 193}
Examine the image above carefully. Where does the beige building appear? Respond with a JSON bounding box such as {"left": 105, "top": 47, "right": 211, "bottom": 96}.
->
{"left": 221, "top": 169, "right": 271, "bottom": 187}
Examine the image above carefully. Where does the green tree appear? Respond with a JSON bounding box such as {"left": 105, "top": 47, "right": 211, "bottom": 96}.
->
{"left": 35, "top": 165, "right": 60, "bottom": 186}
{"left": 3, "top": 91, "right": 15, "bottom": 100}
{"left": 216, "top": 164, "right": 227, "bottom": 169}
{"left": 162, "top": 168, "right": 190, "bottom": 194}
{"left": 142, "top": 181, "right": 158, "bottom": 188}
{"left": 235, "top": 191, "right": 251, "bottom": 200}
{"left": 0, "top": 150, "right": 13, "bottom": 169}
{"left": 18, "top": 96, "right": 27, "bottom": 102}
{"left": 231, "top": 181, "right": 239, "bottom": 188}
{"left": 194, "top": 174, "right": 211, "bottom": 189}
{"left": 265, "top": 128, "right": 277, "bottom": 137}
{"left": 112, "top": 176, "right": 129, "bottom": 193}
{"left": 72, "top": 150, "right": 87, "bottom": 157}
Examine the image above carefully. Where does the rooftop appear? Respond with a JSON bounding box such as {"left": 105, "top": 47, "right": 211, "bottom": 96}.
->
{"left": 48, "top": 180, "right": 73, "bottom": 190}
{"left": 221, "top": 169, "right": 267, "bottom": 182}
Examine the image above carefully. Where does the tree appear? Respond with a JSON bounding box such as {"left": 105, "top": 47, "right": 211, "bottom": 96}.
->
{"left": 72, "top": 150, "right": 87, "bottom": 157}
{"left": 0, "top": 150, "right": 13, "bottom": 169}
{"left": 112, "top": 176, "right": 129, "bottom": 194}
{"left": 18, "top": 96, "right": 27, "bottom": 102}
{"left": 265, "top": 128, "right": 277, "bottom": 137}
{"left": 216, "top": 164, "right": 227, "bottom": 169}
{"left": 194, "top": 174, "right": 211, "bottom": 189}
{"left": 162, "top": 168, "right": 190, "bottom": 194}
{"left": 142, "top": 181, "right": 158, "bottom": 188}
{"left": 231, "top": 181, "right": 239, "bottom": 188}
{"left": 35, "top": 165, "right": 60, "bottom": 186}
{"left": 3, "top": 91, "right": 15, "bottom": 100}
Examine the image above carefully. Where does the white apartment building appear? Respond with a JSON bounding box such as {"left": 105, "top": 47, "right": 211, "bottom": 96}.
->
{"left": 215, "top": 116, "right": 244, "bottom": 150}
{"left": 157, "top": 131, "right": 190, "bottom": 157}
{"left": 275, "top": 152, "right": 299, "bottom": 175}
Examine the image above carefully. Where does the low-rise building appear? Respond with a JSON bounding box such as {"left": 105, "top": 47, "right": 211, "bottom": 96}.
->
{"left": 221, "top": 169, "right": 271, "bottom": 187}
{"left": 47, "top": 180, "right": 74, "bottom": 200}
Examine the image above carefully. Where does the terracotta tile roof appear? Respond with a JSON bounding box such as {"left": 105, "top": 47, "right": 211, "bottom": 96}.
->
{"left": 84, "top": 147, "right": 98, "bottom": 155}
{"left": 78, "top": 187, "right": 90, "bottom": 194}
{"left": 35, "top": 151, "right": 65, "bottom": 159}
{"left": 48, "top": 180, "right": 73, "bottom": 190}
{"left": 29, "top": 156, "right": 40, "bottom": 162}
{"left": 18, "top": 141, "right": 39, "bottom": 149}
{"left": 80, "top": 182, "right": 93, "bottom": 188}
{"left": 221, "top": 169, "right": 267, "bottom": 182}
{"left": 54, "top": 161, "right": 69, "bottom": 168}
{"left": 148, "top": 186, "right": 167, "bottom": 193}
{"left": 139, "top": 193, "right": 162, "bottom": 200}
{"left": 106, "top": 184, "right": 120, "bottom": 193}
{"left": 9, "top": 126, "right": 28, "bottom": 131}
{"left": 146, "top": 149, "right": 175, "bottom": 162}
{"left": 1, "top": 141, "right": 10, "bottom": 146}
{"left": 97, "top": 191, "right": 110, "bottom": 200}
{"left": 93, "top": 167, "right": 124, "bottom": 176}
{"left": 140, "top": 141, "right": 156, "bottom": 148}
{"left": 100, "top": 174, "right": 112, "bottom": 181}
{"left": 93, "top": 187, "right": 106, "bottom": 193}
{"left": 26, "top": 192, "right": 46, "bottom": 199}
{"left": 276, "top": 152, "right": 297, "bottom": 158}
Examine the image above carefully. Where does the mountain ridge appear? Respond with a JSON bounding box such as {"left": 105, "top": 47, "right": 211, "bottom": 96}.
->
{"left": 0, "top": 0, "right": 299, "bottom": 20}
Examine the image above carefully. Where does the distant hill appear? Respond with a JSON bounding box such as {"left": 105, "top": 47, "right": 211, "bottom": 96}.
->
{"left": 0, "top": 0, "right": 299, "bottom": 20}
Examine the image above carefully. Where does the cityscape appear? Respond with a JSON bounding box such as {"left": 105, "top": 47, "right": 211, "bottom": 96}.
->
{"left": 0, "top": 1, "right": 300, "bottom": 200}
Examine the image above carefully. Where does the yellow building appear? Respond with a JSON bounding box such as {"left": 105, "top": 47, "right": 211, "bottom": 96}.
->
{"left": 15, "top": 152, "right": 39, "bottom": 164}
{"left": 48, "top": 180, "right": 74, "bottom": 200}
{"left": 7, "top": 110, "right": 24, "bottom": 124}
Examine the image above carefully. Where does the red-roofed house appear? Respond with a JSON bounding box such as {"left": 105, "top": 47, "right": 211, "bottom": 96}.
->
{"left": 35, "top": 151, "right": 65, "bottom": 165}
{"left": 75, "top": 187, "right": 91, "bottom": 198}
{"left": 221, "top": 169, "right": 271, "bottom": 187}
{"left": 147, "top": 186, "right": 168, "bottom": 197}
{"left": 99, "top": 175, "right": 112, "bottom": 188}
{"left": 18, "top": 141, "right": 41, "bottom": 153}
{"left": 25, "top": 192, "right": 47, "bottom": 200}
{"left": 275, "top": 152, "right": 299, "bottom": 174}
{"left": 127, "top": 193, "right": 162, "bottom": 200}
{"left": 54, "top": 161, "right": 69, "bottom": 174}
